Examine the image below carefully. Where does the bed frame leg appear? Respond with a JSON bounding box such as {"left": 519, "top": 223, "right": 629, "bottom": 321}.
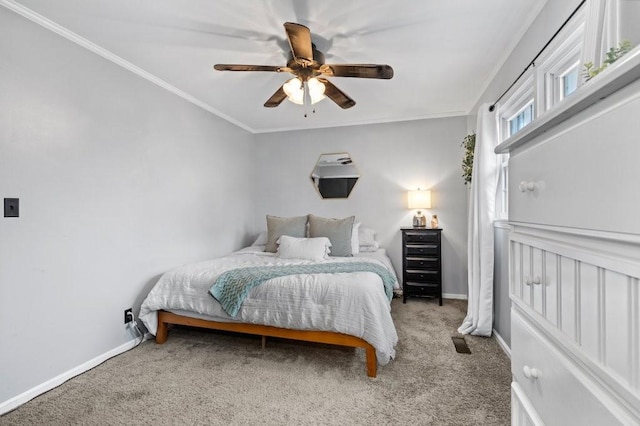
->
{"left": 156, "top": 317, "right": 168, "bottom": 344}
{"left": 365, "top": 345, "right": 377, "bottom": 378}
{"left": 261, "top": 335, "right": 267, "bottom": 349}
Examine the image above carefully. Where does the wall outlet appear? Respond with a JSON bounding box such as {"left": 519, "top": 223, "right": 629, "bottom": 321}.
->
{"left": 4, "top": 198, "right": 19, "bottom": 217}
{"left": 124, "top": 308, "right": 133, "bottom": 324}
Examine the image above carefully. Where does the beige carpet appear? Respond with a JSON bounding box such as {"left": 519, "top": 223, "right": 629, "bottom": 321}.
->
{"left": 0, "top": 299, "right": 511, "bottom": 425}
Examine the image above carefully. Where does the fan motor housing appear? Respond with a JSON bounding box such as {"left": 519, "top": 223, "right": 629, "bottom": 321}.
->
{"left": 287, "top": 43, "right": 325, "bottom": 78}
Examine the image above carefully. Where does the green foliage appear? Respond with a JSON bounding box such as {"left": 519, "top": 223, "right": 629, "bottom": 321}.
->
{"left": 461, "top": 133, "right": 476, "bottom": 185}
{"left": 583, "top": 40, "right": 633, "bottom": 81}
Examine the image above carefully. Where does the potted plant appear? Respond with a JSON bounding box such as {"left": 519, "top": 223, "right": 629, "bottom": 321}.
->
{"left": 461, "top": 133, "right": 475, "bottom": 185}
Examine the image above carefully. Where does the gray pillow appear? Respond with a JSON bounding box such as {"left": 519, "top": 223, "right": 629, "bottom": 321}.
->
{"left": 308, "top": 214, "right": 355, "bottom": 257}
{"left": 265, "top": 215, "right": 308, "bottom": 253}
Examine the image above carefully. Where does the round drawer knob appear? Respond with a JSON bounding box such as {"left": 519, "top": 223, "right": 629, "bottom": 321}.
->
{"left": 519, "top": 181, "right": 536, "bottom": 192}
{"left": 532, "top": 276, "right": 541, "bottom": 285}
{"left": 523, "top": 365, "right": 540, "bottom": 379}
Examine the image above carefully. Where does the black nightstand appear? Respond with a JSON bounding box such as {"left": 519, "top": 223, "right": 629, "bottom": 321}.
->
{"left": 401, "top": 227, "right": 442, "bottom": 305}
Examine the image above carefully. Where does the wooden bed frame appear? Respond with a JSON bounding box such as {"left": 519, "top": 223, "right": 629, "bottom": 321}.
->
{"left": 156, "top": 310, "right": 378, "bottom": 377}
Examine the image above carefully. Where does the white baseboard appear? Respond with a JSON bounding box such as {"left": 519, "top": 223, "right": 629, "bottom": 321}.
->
{"left": 443, "top": 293, "right": 468, "bottom": 300}
{"left": 0, "top": 334, "right": 148, "bottom": 415}
{"left": 493, "top": 328, "right": 511, "bottom": 359}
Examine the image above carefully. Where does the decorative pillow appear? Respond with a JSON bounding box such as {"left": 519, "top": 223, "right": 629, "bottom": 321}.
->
{"left": 358, "top": 241, "right": 380, "bottom": 252}
{"left": 351, "top": 222, "right": 361, "bottom": 254}
{"left": 251, "top": 232, "right": 267, "bottom": 246}
{"left": 265, "top": 215, "right": 308, "bottom": 253}
{"left": 308, "top": 214, "right": 355, "bottom": 257}
{"left": 277, "top": 236, "right": 331, "bottom": 261}
{"left": 358, "top": 226, "right": 377, "bottom": 247}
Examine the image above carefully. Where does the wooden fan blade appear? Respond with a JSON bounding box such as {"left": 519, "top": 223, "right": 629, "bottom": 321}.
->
{"left": 264, "top": 86, "right": 287, "bottom": 108}
{"left": 214, "top": 64, "right": 285, "bottom": 72}
{"left": 284, "top": 22, "right": 313, "bottom": 64}
{"left": 319, "top": 64, "right": 394, "bottom": 79}
{"left": 318, "top": 78, "right": 356, "bottom": 109}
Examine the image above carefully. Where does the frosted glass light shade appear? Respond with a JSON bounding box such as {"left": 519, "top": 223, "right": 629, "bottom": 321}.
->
{"left": 283, "top": 77, "right": 326, "bottom": 105}
{"left": 408, "top": 190, "right": 432, "bottom": 209}
{"left": 283, "top": 78, "right": 304, "bottom": 105}
{"left": 307, "top": 77, "right": 326, "bottom": 104}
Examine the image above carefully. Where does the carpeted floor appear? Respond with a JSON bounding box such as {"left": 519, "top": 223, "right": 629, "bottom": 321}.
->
{"left": 0, "top": 299, "right": 511, "bottom": 425}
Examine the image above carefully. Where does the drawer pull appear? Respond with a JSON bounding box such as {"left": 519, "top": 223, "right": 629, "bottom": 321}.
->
{"left": 519, "top": 181, "right": 536, "bottom": 192}
{"left": 524, "top": 276, "right": 541, "bottom": 286}
{"left": 523, "top": 365, "right": 540, "bottom": 379}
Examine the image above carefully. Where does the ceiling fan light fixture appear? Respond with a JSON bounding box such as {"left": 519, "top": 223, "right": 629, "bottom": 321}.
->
{"left": 215, "top": 22, "right": 393, "bottom": 110}
{"left": 283, "top": 77, "right": 304, "bottom": 105}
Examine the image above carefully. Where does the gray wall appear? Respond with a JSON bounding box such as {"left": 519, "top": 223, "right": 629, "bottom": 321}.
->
{"left": 0, "top": 8, "right": 254, "bottom": 404}
{"left": 467, "top": 0, "right": 584, "bottom": 345}
{"left": 253, "top": 117, "right": 469, "bottom": 297}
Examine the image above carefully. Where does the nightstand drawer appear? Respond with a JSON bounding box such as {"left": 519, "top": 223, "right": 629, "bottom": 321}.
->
{"left": 405, "top": 244, "right": 438, "bottom": 257}
{"left": 404, "top": 231, "right": 440, "bottom": 243}
{"left": 405, "top": 257, "right": 439, "bottom": 269}
{"left": 405, "top": 269, "right": 439, "bottom": 283}
{"left": 405, "top": 282, "right": 439, "bottom": 295}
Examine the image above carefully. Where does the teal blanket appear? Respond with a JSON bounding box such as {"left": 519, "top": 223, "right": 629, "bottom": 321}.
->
{"left": 210, "top": 262, "right": 395, "bottom": 317}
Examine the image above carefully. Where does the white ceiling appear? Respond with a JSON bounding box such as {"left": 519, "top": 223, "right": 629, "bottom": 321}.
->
{"left": 6, "top": 0, "right": 547, "bottom": 133}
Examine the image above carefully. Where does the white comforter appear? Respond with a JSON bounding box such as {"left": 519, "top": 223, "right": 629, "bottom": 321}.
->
{"left": 139, "top": 246, "right": 399, "bottom": 364}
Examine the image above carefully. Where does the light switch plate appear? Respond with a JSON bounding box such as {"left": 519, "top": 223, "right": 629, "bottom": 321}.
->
{"left": 4, "top": 198, "right": 19, "bottom": 217}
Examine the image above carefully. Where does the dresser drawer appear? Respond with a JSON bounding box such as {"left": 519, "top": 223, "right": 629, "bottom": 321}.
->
{"left": 508, "top": 91, "right": 640, "bottom": 234}
{"left": 511, "top": 309, "right": 625, "bottom": 426}
{"left": 405, "top": 269, "right": 439, "bottom": 283}
{"left": 405, "top": 257, "right": 439, "bottom": 269}
{"left": 404, "top": 230, "right": 440, "bottom": 243}
{"left": 405, "top": 244, "right": 439, "bottom": 257}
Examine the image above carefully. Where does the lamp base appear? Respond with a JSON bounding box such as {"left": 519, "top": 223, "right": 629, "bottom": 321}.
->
{"left": 413, "top": 211, "right": 427, "bottom": 228}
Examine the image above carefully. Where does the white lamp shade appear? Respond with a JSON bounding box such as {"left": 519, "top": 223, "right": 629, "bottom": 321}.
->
{"left": 408, "top": 190, "right": 432, "bottom": 209}
{"left": 307, "top": 77, "right": 326, "bottom": 104}
{"left": 283, "top": 77, "right": 304, "bottom": 105}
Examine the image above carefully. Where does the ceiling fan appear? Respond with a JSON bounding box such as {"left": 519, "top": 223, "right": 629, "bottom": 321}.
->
{"left": 214, "top": 22, "right": 394, "bottom": 110}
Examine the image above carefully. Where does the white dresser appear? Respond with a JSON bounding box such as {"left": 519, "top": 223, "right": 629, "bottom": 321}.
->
{"left": 497, "top": 53, "right": 640, "bottom": 425}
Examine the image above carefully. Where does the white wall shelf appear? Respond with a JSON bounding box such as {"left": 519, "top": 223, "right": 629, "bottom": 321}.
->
{"left": 495, "top": 46, "right": 640, "bottom": 154}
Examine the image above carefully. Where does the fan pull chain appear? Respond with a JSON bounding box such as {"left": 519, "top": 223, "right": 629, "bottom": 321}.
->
{"left": 304, "top": 80, "right": 309, "bottom": 118}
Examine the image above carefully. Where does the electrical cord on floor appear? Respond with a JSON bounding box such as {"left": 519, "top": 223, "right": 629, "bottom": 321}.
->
{"left": 127, "top": 315, "right": 146, "bottom": 348}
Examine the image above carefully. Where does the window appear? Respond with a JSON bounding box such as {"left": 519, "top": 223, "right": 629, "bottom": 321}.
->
{"left": 499, "top": 72, "right": 535, "bottom": 141}
{"left": 496, "top": 73, "right": 534, "bottom": 220}
{"left": 496, "top": 156, "right": 509, "bottom": 220}
{"left": 508, "top": 101, "right": 535, "bottom": 137}
{"left": 560, "top": 64, "right": 580, "bottom": 99}
{"left": 536, "top": 9, "right": 585, "bottom": 112}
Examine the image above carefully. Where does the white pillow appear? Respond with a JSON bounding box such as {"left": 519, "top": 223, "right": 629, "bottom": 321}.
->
{"left": 277, "top": 236, "right": 331, "bottom": 261}
{"left": 359, "top": 241, "right": 380, "bottom": 252}
{"left": 251, "top": 232, "right": 267, "bottom": 246}
{"left": 351, "top": 222, "right": 361, "bottom": 254}
{"left": 358, "top": 226, "right": 377, "bottom": 247}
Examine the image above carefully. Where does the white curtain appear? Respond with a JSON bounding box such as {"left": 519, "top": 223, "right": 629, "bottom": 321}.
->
{"left": 458, "top": 104, "right": 500, "bottom": 337}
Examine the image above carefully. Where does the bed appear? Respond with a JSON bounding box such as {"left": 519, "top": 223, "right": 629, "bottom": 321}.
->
{"left": 139, "top": 216, "right": 399, "bottom": 377}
